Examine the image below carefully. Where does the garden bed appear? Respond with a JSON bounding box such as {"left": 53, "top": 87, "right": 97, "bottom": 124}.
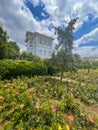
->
{"left": 0, "top": 69, "right": 98, "bottom": 130}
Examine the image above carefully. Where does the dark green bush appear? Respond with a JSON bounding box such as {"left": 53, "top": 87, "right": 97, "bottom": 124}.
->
{"left": 0, "top": 60, "right": 47, "bottom": 79}
{"left": 47, "top": 65, "right": 58, "bottom": 76}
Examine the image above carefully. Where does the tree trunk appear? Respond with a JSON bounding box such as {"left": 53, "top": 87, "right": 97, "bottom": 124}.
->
{"left": 60, "top": 70, "right": 64, "bottom": 82}
{"left": 88, "top": 68, "right": 90, "bottom": 73}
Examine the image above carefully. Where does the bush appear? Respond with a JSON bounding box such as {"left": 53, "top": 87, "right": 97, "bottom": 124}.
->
{"left": 47, "top": 65, "right": 58, "bottom": 76}
{"left": 0, "top": 60, "right": 47, "bottom": 79}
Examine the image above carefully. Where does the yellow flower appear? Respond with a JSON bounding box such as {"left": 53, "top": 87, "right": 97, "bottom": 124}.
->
{"left": 58, "top": 123, "right": 62, "bottom": 130}
{"left": 49, "top": 127, "right": 52, "bottom": 130}
{"left": 65, "top": 124, "right": 70, "bottom": 130}
{"left": 80, "top": 113, "right": 84, "bottom": 116}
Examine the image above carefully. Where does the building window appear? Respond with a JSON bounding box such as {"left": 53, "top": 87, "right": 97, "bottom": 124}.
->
{"left": 29, "top": 50, "right": 32, "bottom": 54}
{"left": 44, "top": 39, "right": 46, "bottom": 45}
{"left": 34, "top": 50, "right": 36, "bottom": 54}
{"left": 40, "top": 38, "right": 42, "bottom": 44}
{"left": 39, "top": 49, "right": 42, "bottom": 55}
{"left": 49, "top": 51, "right": 51, "bottom": 56}
{"left": 48, "top": 40, "right": 51, "bottom": 46}
{"left": 29, "top": 44, "right": 32, "bottom": 47}
{"left": 44, "top": 50, "right": 46, "bottom": 56}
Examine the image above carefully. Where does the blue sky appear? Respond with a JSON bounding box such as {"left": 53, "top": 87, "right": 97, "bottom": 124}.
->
{"left": 24, "top": 0, "right": 50, "bottom": 21}
{"left": 0, "top": 0, "right": 98, "bottom": 57}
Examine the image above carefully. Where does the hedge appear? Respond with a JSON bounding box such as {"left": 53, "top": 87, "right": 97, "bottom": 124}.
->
{"left": 0, "top": 60, "right": 47, "bottom": 79}
{"left": 47, "top": 65, "right": 59, "bottom": 76}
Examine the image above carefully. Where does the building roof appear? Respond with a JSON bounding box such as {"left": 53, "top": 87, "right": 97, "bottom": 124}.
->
{"left": 83, "top": 56, "right": 98, "bottom": 61}
{"left": 34, "top": 32, "right": 54, "bottom": 40}
{"left": 25, "top": 31, "right": 54, "bottom": 42}
{"left": 84, "top": 56, "right": 98, "bottom": 59}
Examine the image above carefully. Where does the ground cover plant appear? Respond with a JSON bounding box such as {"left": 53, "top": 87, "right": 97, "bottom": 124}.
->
{"left": 0, "top": 69, "right": 98, "bottom": 130}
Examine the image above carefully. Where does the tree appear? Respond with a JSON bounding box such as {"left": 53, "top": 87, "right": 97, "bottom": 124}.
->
{"left": 83, "top": 59, "right": 92, "bottom": 73}
{"left": 6, "top": 41, "right": 20, "bottom": 59}
{"left": 0, "top": 25, "right": 20, "bottom": 59}
{"left": 0, "top": 25, "right": 9, "bottom": 41}
{"left": 0, "top": 39, "right": 7, "bottom": 59}
{"left": 54, "top": 18, "right": 78, "bottom": 81}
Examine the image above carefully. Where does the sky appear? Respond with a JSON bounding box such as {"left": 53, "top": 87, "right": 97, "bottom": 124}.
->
{"left": 0, "top": 0, "right": 98, "bottom": 57}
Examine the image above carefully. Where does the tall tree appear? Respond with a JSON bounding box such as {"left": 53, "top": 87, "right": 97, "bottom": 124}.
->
{"left": 0, "top": 39, "right": 7, "bottom": 59}
{"left": 0, "top": 25, "right": 20, "bottom": 59}
{"left": 0, "top": 25, "right": 8, "bottom": 59}
{"left": 0, "top": 25, "right": 9, "bottom": 41}
{"left": 54, "top": 18, "right": 78, "bottom": 81}
{"left": 6, "top": 41, "right": 20, "bottom": 59}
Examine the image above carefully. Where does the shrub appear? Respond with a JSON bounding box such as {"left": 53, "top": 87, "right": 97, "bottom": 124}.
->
{"left": 0, "top": 60, "right": 47, "bottom": 79}
{"left": 47, "top": 65, "right": 58, "bottom": 76}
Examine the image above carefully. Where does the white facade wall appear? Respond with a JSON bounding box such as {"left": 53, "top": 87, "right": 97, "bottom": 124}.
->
{"left": 26, "top": 32, "right": 53, "bottom": 58}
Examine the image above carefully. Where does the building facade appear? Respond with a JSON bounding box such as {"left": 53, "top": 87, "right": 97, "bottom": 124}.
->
{"left": 25, "top": 31, "right": 53, "bottom": 58}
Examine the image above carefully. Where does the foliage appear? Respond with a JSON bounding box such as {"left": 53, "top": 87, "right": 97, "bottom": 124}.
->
{"left": 6, "top": 41, "right": 20, "bottom": 59}
{"left": 0, "top": 69, "right": 98, "bottom": 130}
{"left": 0, "top": 25, "right": 9, "bottom": 41}
{"left": 74, "top": 58, "right": 98, "bottom": 71}
{"left": 53, "top": 18, "right": 78, "bottom": 81}
{"left": 92, "top": 61, "right": 98, "bottom": 69}
{"left": 44, "top": 58, "right": 59, "bottom": 76}
{"left": 0, "top": 25, "right": 20, "bottom": 60}
{"left": 64, "top": 69, "right": 98, "bottom": 104}
{"left": 55, "top": 18, "right": 78, "bottom": 51}
{"left": 19, "top": 51, "right": 42, "bottom": 62}
{"left": 0, "top": 60, "right": 47, "bottom": 79}
{"left": 0, "top": 39, "right": 8, "bottom": 59}
{"left": 47, "top": 65, "right": 59, "bottom": 76}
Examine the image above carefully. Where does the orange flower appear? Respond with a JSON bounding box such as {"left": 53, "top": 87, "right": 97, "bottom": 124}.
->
{"left": 68, "top": 115, "right": 74, "bottom": 121}
{"left": 30, "top": 95, "right": 32, "bottom": 98}
{"left": 35, "top": 102, "right": 40, "bottom": 109}
{"left": 2, "top": 102, "right": 7, "bottom": 107}
{"left": 70, "top": 92, "right": 73, "bottom": 96}
{"left": 16, "top": 91, "right": 19, "bottom": 95}
{"left": 20, "top": 104, "right": 24, "bottom": 109}
{"left": 78, "top": 100, "right": 82, "bottom": 105}
{"left": 0, "top": 96, "right": 4, "bottom": 100}
{"left": 89, "top": 117, "right": 94, "bottom": 123}
{"left": 52, "top": 107, "right": 57, "bottom": 113}
{"left": 42, "top": 84, "right": 45, "bottom": 86}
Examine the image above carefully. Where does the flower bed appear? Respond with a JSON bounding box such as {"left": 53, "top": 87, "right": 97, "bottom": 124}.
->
{"left": 0, "top": 70, "right": 98, "bottom": 130}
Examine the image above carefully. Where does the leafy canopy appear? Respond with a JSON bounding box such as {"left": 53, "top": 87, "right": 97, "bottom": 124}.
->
{"left": 53, "top": 18, "right": 78, "bottom": 80}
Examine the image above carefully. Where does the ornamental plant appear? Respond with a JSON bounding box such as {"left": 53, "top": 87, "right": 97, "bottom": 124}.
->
{"left": 0, "top": 69, "right": 98, "bottom": 130}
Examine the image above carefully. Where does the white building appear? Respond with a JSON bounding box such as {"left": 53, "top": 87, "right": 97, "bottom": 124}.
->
{"left": 25, "top": 31, "right": 53, "bottom": 58}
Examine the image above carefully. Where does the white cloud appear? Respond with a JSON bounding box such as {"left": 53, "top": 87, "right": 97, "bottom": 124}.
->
{"left": 31, "top": 0, "right": 40, "bottom": 7}
{"left": 0, "top": 0, "right": 42, "bottom": 50}
{"left": 74, "top": 27, "right": 98, "bottom": 57}
{"left": 41, "top": 12, "right": 47, "bottom": 17}
{"left": 41, "top": 0, "right": 98, "bottom": 28}
{"left": 25, "top": 0, "right": 40, "bottom": 7}
{"left": 73, "top": 46, "right": 98, "bottom": 57}
{"left": 74, "top": 28, "right": 98, "bottom": 47}
{"left": 0, "top": 0, "right": 55, "bottom": 50}
{"left": 0, "top": 0, "right": 98, "bottom": 56}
